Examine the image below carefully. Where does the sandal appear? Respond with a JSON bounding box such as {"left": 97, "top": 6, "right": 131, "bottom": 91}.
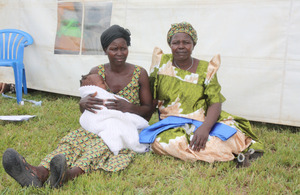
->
{"left": 236, "top": 148, "right": 255, "bottom": 168}
{"left": 48, "top": 154, "right": 68, "bottom": 188}
{"left": 236, "top": 149, "right": 264, "bottom": 168}
{"left": 249, "top": 150, "right": 264, "bottom": 161}
{"left": 2, "top": 148, "right": 43, "bottom": 187}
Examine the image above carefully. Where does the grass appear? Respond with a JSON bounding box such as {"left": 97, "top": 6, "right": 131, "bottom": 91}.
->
{"left": 0, "top": 90, "right": 299, "bottom": 194}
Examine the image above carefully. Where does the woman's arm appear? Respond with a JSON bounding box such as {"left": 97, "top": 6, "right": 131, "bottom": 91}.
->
{"left": 152, "top": 99, "right": 158, "bottom": 112}
{"left": 79, "top": 66, "right": 105, "bottom": 113}
{"left": 189, "top": 102, "right": 221, "bottom": 152}
{"left": 137, "top": 68, "right": 153, "bottom": 120}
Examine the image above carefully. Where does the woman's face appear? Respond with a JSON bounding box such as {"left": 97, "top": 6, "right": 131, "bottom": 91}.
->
{"left": 170, "top": 33, "right": 194, "bottom": 61}
{"left": 105, "top": 38, "right": 128, "bottom": 65}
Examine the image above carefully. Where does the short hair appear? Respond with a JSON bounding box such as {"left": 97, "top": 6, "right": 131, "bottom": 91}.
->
{"left": 79, "top": 73, "right": 101, "bottom": 87}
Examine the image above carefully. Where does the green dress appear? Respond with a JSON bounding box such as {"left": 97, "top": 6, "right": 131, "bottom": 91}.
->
{"left": 40, "top": 65, "right": 142, "bottom": 172}
{"left": 149, "top": 50, "right": 263, "bottom": 162}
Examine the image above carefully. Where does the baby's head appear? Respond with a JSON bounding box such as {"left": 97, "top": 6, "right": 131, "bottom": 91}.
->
{"left": 80, "top": 73, "right": 106, "bottom": 90}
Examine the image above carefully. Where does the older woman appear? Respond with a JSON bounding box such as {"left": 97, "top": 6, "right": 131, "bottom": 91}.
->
{"left": 3, "top": 25, "right": 152, "bottom": 188}
{"left": 140, "top": 22, "right": 263, "bottom": 164}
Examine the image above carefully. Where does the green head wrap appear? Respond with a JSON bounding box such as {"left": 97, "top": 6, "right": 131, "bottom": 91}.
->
{"left": 167, "top": 22, "right": 198, "bottom": 46}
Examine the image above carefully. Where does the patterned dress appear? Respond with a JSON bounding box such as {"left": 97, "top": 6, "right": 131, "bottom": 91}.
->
{"left": 147, "top": 47, "right": 263, "bottom": 162}
{"left": 40, "top": 65, "right": 142, "bottom": 172}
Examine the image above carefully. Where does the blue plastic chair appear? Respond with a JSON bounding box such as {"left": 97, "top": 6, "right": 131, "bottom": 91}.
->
{"left": 0, "top": 29, "right": 33, "bottom": 104}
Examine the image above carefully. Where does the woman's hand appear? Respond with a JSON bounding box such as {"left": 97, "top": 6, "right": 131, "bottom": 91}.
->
{"left": 104, "top": 96, "right": 132, "bottom": 112}
{"left": 189, "top": 102, "right": 222, "bottom": 152}
{"left": 189, "top": 125, "right": 210, "bottom": 152}
{"left": 79, "top": 92, "right": 105, "bottom": 113}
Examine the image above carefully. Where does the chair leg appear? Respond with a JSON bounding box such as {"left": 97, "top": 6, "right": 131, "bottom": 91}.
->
{"left": 13, "top": 64, "right": 23, "bottom": 104}
{"left": 22, "top": 68, "right": 27, "bottom": 94}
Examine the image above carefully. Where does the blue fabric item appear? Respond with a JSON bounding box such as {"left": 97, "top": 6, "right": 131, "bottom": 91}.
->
{"left": 139, "top": 116, "right": 237, "bottom": 143}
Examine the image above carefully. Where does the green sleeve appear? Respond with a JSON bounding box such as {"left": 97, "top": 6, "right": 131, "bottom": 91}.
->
{"left": 204, "top": 73, "right": 226, "bottom": 106}
{"left": 149, "top": 66, "right": 159, "bottom": 100}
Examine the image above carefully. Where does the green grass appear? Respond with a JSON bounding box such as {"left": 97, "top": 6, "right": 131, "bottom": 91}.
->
{"left": 0, "top": 90, "right": 299, "bottom": 194}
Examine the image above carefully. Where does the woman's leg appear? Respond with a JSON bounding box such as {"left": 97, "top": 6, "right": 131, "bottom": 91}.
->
{"left": 67, "top": 167, "right": 85, "bottom": 180}
{"left": 53, "top": 167, "right": 84, "bottom": 188}
{"left": 28, "top": 165, "right": 49, "bottom": 183}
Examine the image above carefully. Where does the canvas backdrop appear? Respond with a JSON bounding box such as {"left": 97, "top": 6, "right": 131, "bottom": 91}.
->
{"left": 0, "top": 0, "right": 299, "bottom": 126}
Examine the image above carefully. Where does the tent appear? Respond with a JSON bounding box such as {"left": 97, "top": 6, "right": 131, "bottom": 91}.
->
{"left": 0, "top": 0, "right": 299, "bottom": 127}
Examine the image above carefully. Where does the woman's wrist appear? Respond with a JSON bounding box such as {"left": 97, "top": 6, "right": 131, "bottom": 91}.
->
{"left": 79, "top": 99, "right": 84, "bottom": 113}
{"left": 199, "top": 123, "right": 213, "bottom": 133}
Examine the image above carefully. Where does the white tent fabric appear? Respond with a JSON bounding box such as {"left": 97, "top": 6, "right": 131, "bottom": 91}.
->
{"left": 0, "top": 0, "right": 299, "bottom": 127}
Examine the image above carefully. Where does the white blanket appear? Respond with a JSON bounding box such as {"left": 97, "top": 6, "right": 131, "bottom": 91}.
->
{"left": 79, "top": 85, "right": 149, "bottom": 155}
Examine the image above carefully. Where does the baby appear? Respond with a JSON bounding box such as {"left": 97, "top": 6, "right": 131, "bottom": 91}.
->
{"left": 79, "top": 73, "right": 149, "bottom": 155}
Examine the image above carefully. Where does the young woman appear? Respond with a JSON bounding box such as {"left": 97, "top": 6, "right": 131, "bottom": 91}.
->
{"left": 3, "top": 25, "right": 152, "bottom": 188}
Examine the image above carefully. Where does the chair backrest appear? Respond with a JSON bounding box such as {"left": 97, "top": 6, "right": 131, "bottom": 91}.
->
{"left": 0, "top": 29, "right": 33, "bottom": 61}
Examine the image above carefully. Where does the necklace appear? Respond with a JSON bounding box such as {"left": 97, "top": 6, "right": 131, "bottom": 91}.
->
{"left": 174, "top": 58, "right": 194, "bottom": 71}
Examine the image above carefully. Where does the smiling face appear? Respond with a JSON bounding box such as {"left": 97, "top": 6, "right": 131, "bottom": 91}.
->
{"left": 105, "top": 38, "right": 129, "bottom": 66}
{"left": 170, "top": 33, "right": 194, "bottom": 62}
